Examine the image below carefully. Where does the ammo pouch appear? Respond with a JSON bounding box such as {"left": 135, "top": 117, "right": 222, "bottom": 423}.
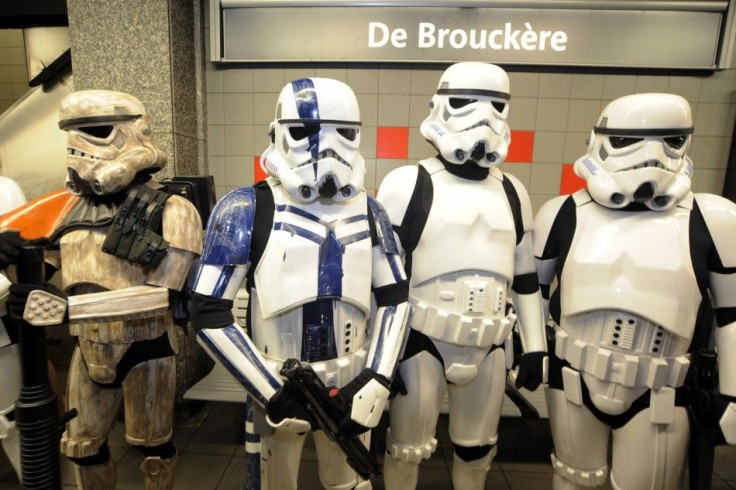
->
{"left": 102, "top": 185, "right": 171, "bottom": 268}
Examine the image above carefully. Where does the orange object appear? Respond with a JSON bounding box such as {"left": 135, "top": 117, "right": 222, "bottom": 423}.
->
{"left": 254, "top": 156, "right": 268, "bottom": 183}
{"left": 507, "top": 130, "right": 534, "bottom": 163}
{"left": 377, "top": 127, "right": 409, "bottom": 159}
{"left": 0, "top": 189, "right": 78, "bottom": 240}
{"left": 560, "top": 163, "right": 587, "bottom": 195}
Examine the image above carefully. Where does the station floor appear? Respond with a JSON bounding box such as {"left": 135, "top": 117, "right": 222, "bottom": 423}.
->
{"left": 0, "top": 400, "right": 735, "bottom": 489}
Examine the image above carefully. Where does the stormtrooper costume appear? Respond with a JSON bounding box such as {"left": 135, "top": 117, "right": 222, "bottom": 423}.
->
{"left": 189, "top": 78, "right": 410, "bottom": 490}
{"left": 533, "top": 93, "right": 736, "bottom": 489}
{"left": 376, "top": 62, "right": 547, "bottom": 490}
{"left": 0, "top": 176, "right": 26, "bottom": 479}
{"left": 0, "top": 90, "right": 203, "bottom": 490}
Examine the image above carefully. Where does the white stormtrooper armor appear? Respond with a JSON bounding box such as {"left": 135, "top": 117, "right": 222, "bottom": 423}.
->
{"left": 377, "top": 62, "right": 547, "bottom": 490}
{"left": 534, "top": 93, "right": 736, "bottom": 489}
{"left": 0, "top": 176, "right": 26, "bottom": 479}
{"left": 190, "top": 78, "right": 409, "bottom": 490}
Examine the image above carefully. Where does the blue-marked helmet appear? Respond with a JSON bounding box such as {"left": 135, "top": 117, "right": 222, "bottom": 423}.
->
{"left": 574, "top": 93, "right": 693, "bottom": 210}
{"left": 260, "top": 78, "right": 365, "bottom": 203}
{"left": 420, "top": 62, "right": 511, "bottom": 167}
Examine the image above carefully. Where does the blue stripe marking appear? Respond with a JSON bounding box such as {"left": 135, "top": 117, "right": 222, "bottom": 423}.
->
{"left": 222, "top": 325, "right": 282, "bottom": 390}
{"left": 368, "top": 197, "right": 400, "bottom": 254}
{"left": 212, "top": 265, "right": 235, "bottom": 298}
{"left": 386, "top": 253, "right": 403, "bottom": 283}
{"left": 370, "top": 305, "right": 397, "bottom": 372}
{"left": 318, "top": 230, "right": 343, "bottom": 297}
{"left": 197, "top": 332, "right": 270, "bottom": 406}
{"left": 291, "top": 78, "right": 320, "bottom": 162}
{"left": 243, "top": 397, "right": 261, "bottom": 490}
{"left": 336, "top": 214, "right": 368, "bottom": 226}
{"left": 277, "top": 204, "right": 323, "bottom": 224}
{"left": 274, "top": 222, "right": 324, "bottom": 244}
{"left": 339, "top": 230, "right": 371, "bottom": 246}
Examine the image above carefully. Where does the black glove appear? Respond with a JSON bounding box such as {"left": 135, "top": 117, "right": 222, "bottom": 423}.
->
{"left": 515, "top": 351, "right": 547, "bottom": 391}
{"left": 0, "top": 231, "right": 24, "bottom": 269}
{"left": 265, "top": 380, "right": 315, "bottom": 430}
{"left": 8, "top": 282, "right": 67, "bottom": 324}
{"left": 339, "top": 368, "right": 390, "bottom": 437}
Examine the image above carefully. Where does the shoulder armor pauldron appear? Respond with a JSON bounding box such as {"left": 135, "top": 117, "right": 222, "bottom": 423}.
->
{"left": 368, "top": 196, "right": 399, "bottom": 254}
{"left": 101, "top": 184, "right": 171, "bottom": 268}
{"left": 201, "top": 187, "right": 256, "bottom": 266}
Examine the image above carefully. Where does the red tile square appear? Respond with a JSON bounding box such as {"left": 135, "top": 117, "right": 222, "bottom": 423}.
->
{"left": 376, "top": 127, "right": 409, "bottom": 159}
{"left": 560, "top": 163, "right": 586, "bottom": 195}
{"left": 507, "top": 130, "right": 534, "bottom": 163}
{"left": 254, "top": 156, "right": 268, "bottom": 183}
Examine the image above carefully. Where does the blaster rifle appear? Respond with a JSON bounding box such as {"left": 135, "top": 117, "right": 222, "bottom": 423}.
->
{"left": 279, "top": 358, "right": 382, "bottom": 479}
{"left": 688, "top": 348, "right": 718, "bottom": 490}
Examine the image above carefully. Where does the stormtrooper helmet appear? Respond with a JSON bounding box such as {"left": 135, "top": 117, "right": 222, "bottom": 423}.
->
{"left": 574, "top": 93, "right": 694, "bottom": 211}
{"left": 260, "top": 78, "right": 365, "bottom": 203}
{"left": 59, "top": 90, "right": 166, "bottom": 196}
{"left": 420, "top": 62, "right": 511, "bottom": 167}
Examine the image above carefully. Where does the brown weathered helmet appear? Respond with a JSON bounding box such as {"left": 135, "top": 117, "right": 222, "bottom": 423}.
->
{"left": 59, "top": 90, "right": 166, "bottom": 196}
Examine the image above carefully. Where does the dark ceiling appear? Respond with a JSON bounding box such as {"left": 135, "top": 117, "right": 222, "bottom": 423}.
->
{"left": 0, "top": 0, "right": 68, "bottom": 29}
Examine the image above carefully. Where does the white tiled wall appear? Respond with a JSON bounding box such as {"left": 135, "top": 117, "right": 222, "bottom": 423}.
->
{"left": 206, "top": 63, "right": 736, "bottom": 213}
{"left": 0, "top": 29, "right": 28, "bottom": 114}
{"left": 204, "top": 14, "right": 736, "bottom": 212}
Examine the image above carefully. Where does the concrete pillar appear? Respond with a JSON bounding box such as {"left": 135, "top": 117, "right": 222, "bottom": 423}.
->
{"left": 66, "top": 0, "right": 212, "bottom": 404}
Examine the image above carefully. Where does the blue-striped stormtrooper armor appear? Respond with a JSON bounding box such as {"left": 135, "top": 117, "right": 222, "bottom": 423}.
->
{"left": 0, "top": 176, "right": 26, "bottom": 479}
{"left": 376, "top": 62, "right": 548, "bottom": 490}
{"left": 190, "top": 78, "right": 409, "bottom": 490}
{"left": 534, "top": 93, "right": 736, "bottom": 489}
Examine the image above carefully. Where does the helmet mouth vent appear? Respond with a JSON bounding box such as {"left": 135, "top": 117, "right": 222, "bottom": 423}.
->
{"left": 633, "top": 182, "right": 655, "bottom": 203}
{"left": 470, "top": 142, "right": 486, "bottom": 162}
{"left": 318, "top": 176, "right": 337, "bottom": 199}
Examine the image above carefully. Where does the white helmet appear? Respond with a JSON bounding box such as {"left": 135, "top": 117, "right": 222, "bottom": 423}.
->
{"left": 260, "top": 78, "right": 365, "bottom": 203}
{"left": 574, "top": 93, "right": 694, "bottom": 211}
{"left": 420, "top": 62, "right": 511, "bottom": 167}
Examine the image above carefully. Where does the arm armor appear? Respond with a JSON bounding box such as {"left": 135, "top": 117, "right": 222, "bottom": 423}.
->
{"left": 192, "top": 187, "right": 283, "bottom": 406}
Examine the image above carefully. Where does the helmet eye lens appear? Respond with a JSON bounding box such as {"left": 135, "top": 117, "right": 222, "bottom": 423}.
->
{"left": 288, "top": 124, "right": 320, "bottom": 141}
{"left": 449, "top": 97, "right": 476, "bottom": 109}
{"left": 337, "top": 127, "right": 358, "bottom": 141}
{"left": 664, "top": 136, "right": 686, "bottom": 150}
{"left": 491, "top": 101, "right": 506, "bottom": 113}
{"left": 609, "top": 136, "right": 643, "bottom": 149}
{"left": 78, "top": 125, "right": 114, "bottom": 139}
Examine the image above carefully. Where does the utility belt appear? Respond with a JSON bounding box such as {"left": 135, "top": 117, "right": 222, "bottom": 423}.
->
{"left": 263, "top": 345, "right": 368, "bottom": 390}
{"left": 409, "top": 298, "right": 515, "bottom": 348}
{"left": 555, "top": 329, "right": 690, "bottom": 390}
{"left": 70, "top": 311, "right": 173, "bottom": 344}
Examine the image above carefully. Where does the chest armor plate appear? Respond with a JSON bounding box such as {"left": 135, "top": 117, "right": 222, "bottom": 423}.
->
{"left": 411, "top": 165, "right": 517, "bottom": 287}
{"left": 254, "top": 185, "right": 373, "bottom": 319}
{"left": 60, "top": 228, "right": 147, "bottom": 292}
{"left": 561, "top": 203, "right": 700, "bottom": 338}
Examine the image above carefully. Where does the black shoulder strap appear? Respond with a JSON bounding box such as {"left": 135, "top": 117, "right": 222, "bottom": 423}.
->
{"left": 500, "top": 175, "right": 524, "bottom": 245}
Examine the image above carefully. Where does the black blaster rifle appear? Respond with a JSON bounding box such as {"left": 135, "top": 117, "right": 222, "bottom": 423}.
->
{"left": 688, "top": 348, "right": 718, "bottom": 490}
{"left": 279, "top": 358, "right": 382, "bottom": 479}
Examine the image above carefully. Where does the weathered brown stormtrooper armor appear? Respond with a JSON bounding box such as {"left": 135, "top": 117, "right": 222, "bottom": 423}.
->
{"left": 2, "top": 91, "right": 203, "bottom": 489}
